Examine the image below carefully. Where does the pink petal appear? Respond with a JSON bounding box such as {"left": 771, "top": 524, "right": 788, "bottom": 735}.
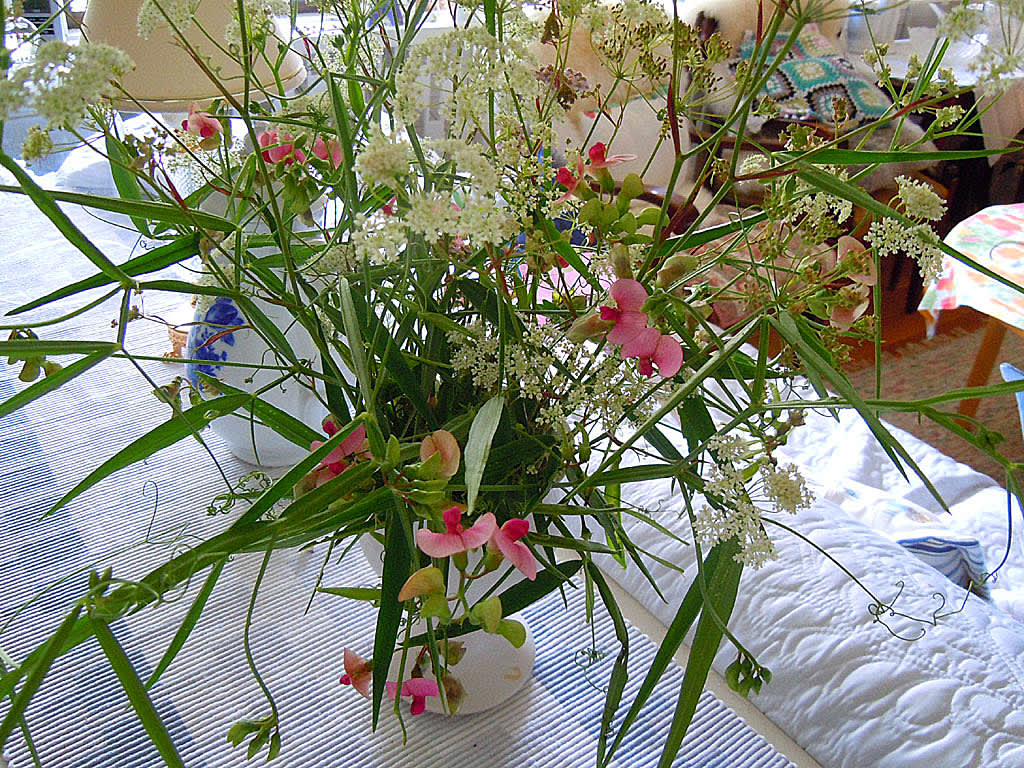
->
{"left": 339, "top": 424, "right": 368, "bottom": 457}
{"left": 652, "top": 335, "right": 683, "bottom": 378}
{"left": 415, "top": 530, "right": 468, "bottom": 558}
{"left": 459, "top": 512, "right": 497, "bottom": 551}
{"left": 402, "top": 678, "right": 440, "bottom": 698}
{"left": 312, "top": 136, "right": 328, "bottom": 161}
{"left": 501, "top": 518, "right": 529, "bottom": 542}
{"left": 496, "top": 535, "right": 537, "bottom": 580}
{"left": 442, "top": 506, "right": 462, "bottom": 534}
{"left": 606, "top": 311, "right": 648, "bottom": 346}
{"left": 621, "top": 326, "right": 660, "bottom": 359}
{"left": 386, "top": 681, "right": 399, "bottom": 699}
{"left": 410, "top": 696, "right": 427, "bottom": 715}
{"left": 343, "top": 648, "right": 372, "bottom": 698}
{"left": 610, "top": 279, "right": 648, "bottom": 311}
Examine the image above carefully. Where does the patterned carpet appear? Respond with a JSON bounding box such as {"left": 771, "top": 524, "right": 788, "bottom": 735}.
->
{"left": 846, "top": 321, "right": 1024, "bottom": 483}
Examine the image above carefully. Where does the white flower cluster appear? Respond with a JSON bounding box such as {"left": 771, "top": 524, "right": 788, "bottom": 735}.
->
{"left": 349, "top": 213, "right": 408, "bottom": 266}
{"left": 448, "top": 320, "right": 658, "bottom": 433}
{"left": 355, "top": 131, "right": 412, "bottom": 187}
{"left": 865, "top": 218, "right": 945, "bottom": 284}
{"left": 939, "top": 1, "right": 1024, "bottom": 95}
{"left": 225, "top": 0, "right": 290, "bottom": 48}
{"left": 0, "top": 41, "right": 133, "bottom": 129}
{"left": 405, "top": 192, "right": 514, "bottom": 247}
{"left": 427, "top": 139, "right": 500, "bottom": 197}
{"left": 137, "top": 0, "right": 199, "bottom": 39}
{"left": 895, "top": 175, "right": 946, "bottom": 222}
{"left": 394, "top": 26, "right": 540, "bottom": 134}
{"left": 693, "top": 435, "right": 813, "bottom": 567}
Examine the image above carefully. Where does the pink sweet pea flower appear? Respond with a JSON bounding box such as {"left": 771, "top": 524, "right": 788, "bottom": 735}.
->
{"left": 838, "top": 236, "right": 877, "bottom": 286}
{"left": 600, "top": 278, "right": 650, "bottom": 346}
{"left": 258, "top": 130, "right": 307, "bottom": 165}
{"left": 181, "top": 103, "right": 221, "bottom": 141}
{"left": 628, "top": 332, "right": 683, "bottom": 378}
{"left": 339, "top": 648, "right": 373, "bottom": 698}
{"left": 587, "top": 142, "right": 636, "bottom": 168}
{"left": 555, "top": 155, "right": 586, "bottom": 203}
{"left": 416, "top": 507, "right": 497, "bottom": 558}
{"left": 310, "top": 422, "right": 368, "bottom": 479}
{"left": 489, "top": 518, "right": 537, "bottom": 580}
{"left": 386, "top": 677, "right": 440, "bottom": 715}
{"left": 312, "top": 136, "right": 343, "bottom": 168}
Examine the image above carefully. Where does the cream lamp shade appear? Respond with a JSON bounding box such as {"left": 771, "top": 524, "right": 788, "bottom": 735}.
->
{"left": 82, "top": 0, "right": 306, "bottom": 111}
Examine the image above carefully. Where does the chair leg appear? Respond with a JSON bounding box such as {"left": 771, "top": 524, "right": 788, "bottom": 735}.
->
{"left": 959, "top": 317, "right": 1007, "bottom": 418}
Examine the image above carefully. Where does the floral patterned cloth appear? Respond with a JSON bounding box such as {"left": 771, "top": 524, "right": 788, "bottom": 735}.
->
{"left": 919, "top": 203, "right": 1024, "bottom": 331}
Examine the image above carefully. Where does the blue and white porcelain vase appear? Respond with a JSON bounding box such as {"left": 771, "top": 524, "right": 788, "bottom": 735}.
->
{"left": 185, "top": 294, "right": 328, "bottom": 466}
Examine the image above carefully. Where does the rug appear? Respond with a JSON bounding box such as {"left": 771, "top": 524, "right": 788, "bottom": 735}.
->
{"left": 845, "top": 321, "right": 1024, "bottom": 482}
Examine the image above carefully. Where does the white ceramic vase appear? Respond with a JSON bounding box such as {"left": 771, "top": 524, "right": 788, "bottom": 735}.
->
{"left": 360, "top": 536, "right": 536, "bottom": 715}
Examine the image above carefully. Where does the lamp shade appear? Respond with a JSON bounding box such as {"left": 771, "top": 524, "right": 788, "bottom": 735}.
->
{"left": 82, "top": 0, "right": 306, "bottom": 111}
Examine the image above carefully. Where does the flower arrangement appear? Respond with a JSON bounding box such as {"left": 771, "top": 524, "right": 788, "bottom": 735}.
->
{"left": 2, "top": 0, "right": 1024, "bottom": 764}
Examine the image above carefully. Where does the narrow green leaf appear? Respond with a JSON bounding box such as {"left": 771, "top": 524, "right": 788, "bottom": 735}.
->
{"left": 197, "top": 374, "right": 320, "bottom": 448}
{"left": 0, "top": 153, "right": 130, "bottom": 283}
{"left": 0, "top": 184, "right": 237, "bottom": 231}
{"left": 372, "top": 500, "right": 411, "bottom": 728}
{"left": 0, "top": 340, "right": 119, "bottom": 356}
{"left": 232, "top": 295, "right": 299, "bottom": 366}
{"left": 602, "top": 545, "right": 725, "bottom": 767}
{"left": 144, "top": 558, "right": 227, "bottom": 690}
{"left": 0, "top": 346, "right": 118, "bottom": 419}
{"left": 317, "top": 586, "right": 382, "bottom": 601}
{"left": 0, "top": 615, "right": 93, "bottom": 702}
{"left": 463, "top": 395, "right": 504, "bottom": 514}
{"left": 338, "top": 277, "right": 373, "bottom": 409}
{"left": 91, "top": 618, "right": 186, "bottom": 768}
{"left": 527, "top": 533, "right": 618, "bottom": 554}
{"left": 46, "top": 393, "right": 250, "bottom": 516}
{"left": 9, "top": 235, "right": 198, "bottom": 315}
{"left": 798, "top": 147, "right": 1009, "bottom": 166}
{"left": 0, "top": 605, "right": 82, "bottom": 751}
{"left": 104, "top": 133, "right": 152, "bottom": 236}
{"left": 587, "top": 563, "right": 630, "bottom": 766}
{"left": 657, "top": 543, "right": 743, "bottom": 768}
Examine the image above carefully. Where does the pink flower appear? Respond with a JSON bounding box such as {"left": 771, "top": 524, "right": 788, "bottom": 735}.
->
{"left": 555, "top": 155, "right": 586, "bottom": 203}
{"left": 587, "top": 142, "right": 636, "bottom": 168}
{"left": 181, "top": 103, "right": 221, "bottom": 140}
{"left": 386, "top": 677, "right": 440, "bottom": 715}
{"left": 258, "top": 130, "right": 306, "bottom": 165}
{"left": 310, "top": 422, "right": 368, "bottom": 479}
{"left": 312, "top": 136, "right": 343, "bottom": 168}
{"left": 416, "top": 507, "right": 497, "bottom": 558}
{"left": 838, "top": 236, "right": 876, "bottom": 286}
{"left": 623, "top": 330, "right": 684, "bottom": 378}
{"left": 420, "top": 429, "right": 461, "bottom": 479}
{"left": 489, "top": 518, "right": 537, "bottom": 580}
{"left": 339, "top": 648, "right": 373, "bottom": 698}
{"left": 600, "top": 279, "right": 650, "bottom": 346}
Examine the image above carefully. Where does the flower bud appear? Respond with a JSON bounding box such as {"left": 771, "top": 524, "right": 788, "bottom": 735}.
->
{"left": 609, "top": 243, "right": 633, "bottom": 279}
{"left": 398, "top": 566, "right": 447, "bottom": 601}
{"left": 419, "top": 429, "right": 461, "bottom": 479}
{"left": 567, "top": 312, "right": 613, "bottom": 343}
{"left": 656, "top": 253, "right": 699, "bottom": 289}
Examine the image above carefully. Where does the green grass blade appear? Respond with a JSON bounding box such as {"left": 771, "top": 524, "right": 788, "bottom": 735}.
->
{"left": 104, "top": 133, "right": 153, "bottom": 236}
{"left": 0, "top": 605, "right": 82, "bottom": 751}
{"left": 8, "top": 235, "right": 198, "bottom": 315}
{"left": 0, "top": 185, "right": 237, "bottom": 231}
{"left": 657, "top": 544, "right": 743, "bottom": 768}
{"left": 463, "top": 395, "right": 504, "bottom": 514}
{"left": 372, "top": 499, "right": 412, "bottom": 729}
{"left": 338, "top": 277, "right": 373, "bottom": 410}
{"left": 144, "top": 558, "right": 227, "bottom": 690}
{"left": 46, "top": 393, "right": 251, "bottom": 516}
{"left": 0, "top": 340, "right": 119, "bottom": 357}
{"left": 91, "top": 618, "right": 186, "bottom": 768}
{"left": 0, "top": 346, "right": 118, "bottom": 419}
{"left": 0, "top": 153, "right": 130, "bottom": 283}
{"left": 197, "top": 374, "right": 320, "bottom": 448}
{"left": 587, "top": 563, "right": 630, "bottom": 767}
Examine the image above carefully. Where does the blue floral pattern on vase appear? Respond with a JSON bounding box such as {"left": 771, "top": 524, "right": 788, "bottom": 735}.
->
{"left": 185, "top": 296, "right": 246, "bottom": 386}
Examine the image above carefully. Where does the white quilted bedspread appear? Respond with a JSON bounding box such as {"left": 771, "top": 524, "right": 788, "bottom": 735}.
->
{"left": 602, "top": 408, "right": 1024, "bottom": 767}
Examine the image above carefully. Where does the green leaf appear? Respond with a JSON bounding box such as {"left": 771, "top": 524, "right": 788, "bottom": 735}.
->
{"left": 338, "top": 277, "right": 373, "bottom": 410}
{"left": 468, "top": 595, "right": 502, "bottom": 633}
{"left": 46, "top": 393, "right": 250, "bottom": 516}
{"left": 657, "top": 541, "right": 743, "bottom": 768}
{"left": 0, "top": 339, "right": 119, "bottom": 357}
{"left": 495, "top": 619, "right": 526, "bottom": 648}
{"left": 105, "top": 133, "right": 153, "bottom": 236}
{"left": 372, "top": 499, "right": 412, "bottom": 728}
{"left": 601, "top": 544, "right": 726, "bottom": 767}
{"left": 0, "top": 605, "right": 82, "bottom": 752}
{"left": 91, "top": 618, "right": 186, "bottom": 768}
{"left": 196, "top": 374, "right": 320, "bottom": 449}
{"left": 0, "top": 184, "right": 237, "bottom": 231}
{"left": 587, "top": 563, "right": 630, "bottom": 767}
{"left": 144, "top": 558, "right": 227, "bottom": 690}
{"left": 9, "top": 235, "right": 199, "bottom": 315}
{"left": 317, "top": 586, "right": 382, "bottom": 601}
{"left": 0, "top": 345, "right": 118, "bottom": 419}
{"left": 463, "top": 395, "right": 504, "bottom": 514}
{"left": 232, "top": 295, "right": 299, "bottom": 366}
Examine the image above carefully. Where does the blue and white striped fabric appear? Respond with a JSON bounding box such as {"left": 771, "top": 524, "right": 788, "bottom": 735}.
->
{"left": 896, "top": 536, "right": 990, "bottom": 597}
{"left": 0, "top": 189, "right": 794, "bottom": 768}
